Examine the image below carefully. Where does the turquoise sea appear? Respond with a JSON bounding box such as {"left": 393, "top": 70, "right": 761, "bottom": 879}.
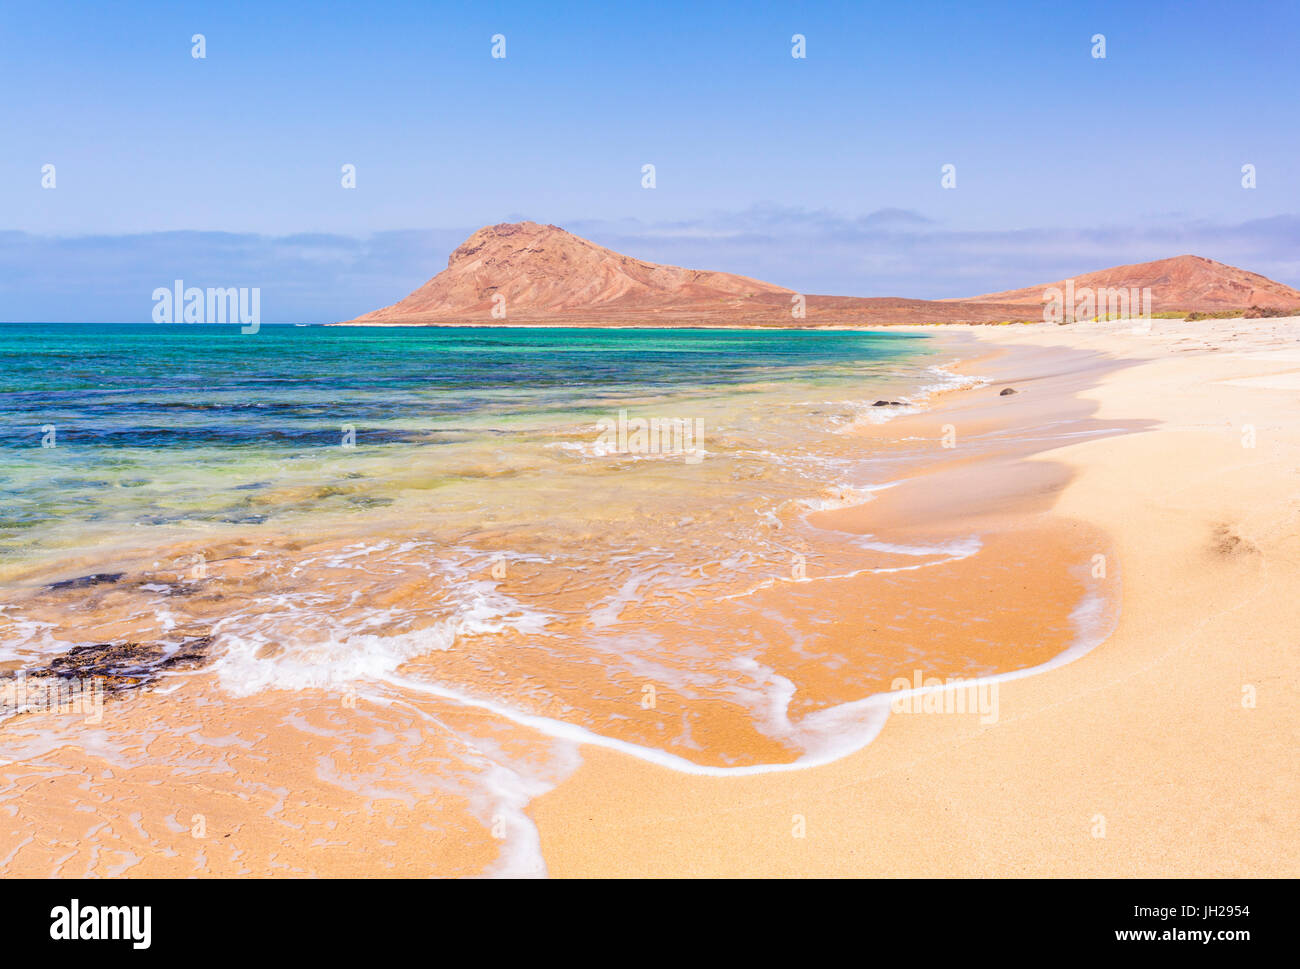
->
{"left": 2, "top": 322, "right": 991, "bottom": 875}
{"left": 0, "top": 323, "right": 937, "bottom": 566}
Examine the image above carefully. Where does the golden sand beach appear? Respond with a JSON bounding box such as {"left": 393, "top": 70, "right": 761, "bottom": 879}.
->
{"left": 531, "top": 317, "right": 1300, "bottom": 877}
{"left": 2, "top": 318, "right": 1296, "bottom": 877}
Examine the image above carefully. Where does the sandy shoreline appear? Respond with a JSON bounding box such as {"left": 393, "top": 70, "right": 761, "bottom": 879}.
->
{"left": 2, "top": 318, "right": 1296, "bottom": 877}
{"left": 530, "top": 317, "right": 1300, "bottom": 876}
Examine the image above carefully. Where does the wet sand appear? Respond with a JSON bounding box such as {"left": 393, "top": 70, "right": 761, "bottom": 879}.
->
{"left": 5, "top": 319, "right": 1297, "bottom": 876}
{"left": 530, "top": 318, "right": 1300, "bottom": 877}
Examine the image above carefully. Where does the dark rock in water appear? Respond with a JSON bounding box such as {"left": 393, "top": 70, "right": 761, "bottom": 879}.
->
{"left": 999, "top": 387, "right": 1017, "bottom": 396}
{"left": 8, "top": 635, "right": 214, "bottom": 697}
{"left": 47, "top": 572, "right": 124, "bottom": 591}
{"left": 872, "top": 400, "right": 905, "bottom": 407}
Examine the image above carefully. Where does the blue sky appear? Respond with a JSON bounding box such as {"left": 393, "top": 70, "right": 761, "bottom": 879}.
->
{"left": 2, "top": 0, "right": 1297, "bottom": 320}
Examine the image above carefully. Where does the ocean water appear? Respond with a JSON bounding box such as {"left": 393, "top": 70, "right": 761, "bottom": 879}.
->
{"left": 2, "top": 322, "right": 1042, "bottom": 874}
{"left": 0, "top": 323, "right": 938, "bottom": 565}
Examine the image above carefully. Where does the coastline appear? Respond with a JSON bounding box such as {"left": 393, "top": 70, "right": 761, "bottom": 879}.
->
{"left": 529, "top": 317, "right": 1300, "bottom": 876}
{"left": 325, "top": 321, "right": 955, "bottom": 330}
{"left": 0, "top": 327, "right": 983, "bottom": 875}
{"left": 3, "top": 318, "right": 1296, "bottom": 876}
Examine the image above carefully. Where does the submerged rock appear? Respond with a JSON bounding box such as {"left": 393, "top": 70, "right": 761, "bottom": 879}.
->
{"left": 47, "top": 572, "right": 124, "bottom": 591}
{"left": 872, "top": 400, "right": 905, "bottom": 407}
{"left": 7, "top": 636, "right": 214, "bottom": 697}
{"left": 999, "top": 387, "right": 1017, "bottom": 396}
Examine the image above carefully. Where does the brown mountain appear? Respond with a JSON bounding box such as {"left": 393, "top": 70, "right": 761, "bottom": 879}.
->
{"left": 957, "top": 254, "right": 1300, "bottom": 312}
{"left": 343, "top": 223, "right": 1300, "bottom": 326}
{"left": 349, "top": 221, "right": 792, "bottom": 323}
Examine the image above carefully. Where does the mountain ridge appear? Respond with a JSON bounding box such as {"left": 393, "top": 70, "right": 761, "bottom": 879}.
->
{"left": 955, "top": 254, "right": 1300, "bottom": 310}
{"left": 343, "top": 222, "right": 1300, "bottom": 326}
